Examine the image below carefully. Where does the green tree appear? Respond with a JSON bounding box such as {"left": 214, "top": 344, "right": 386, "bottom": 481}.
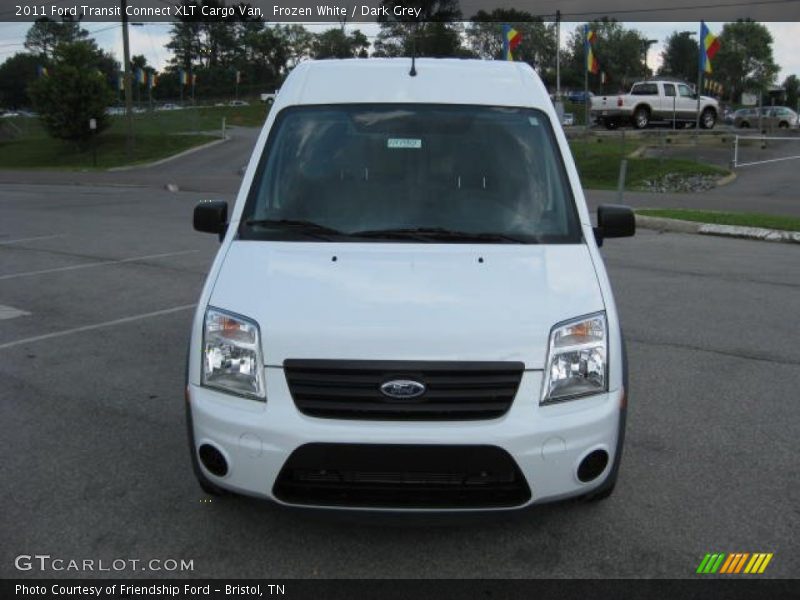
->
{"left": 563, "top": 20, "right": 649, "bottom": 92}
{"left": 658, "top": 31, "right": 700, "bottom": 82}
{"left": 166, "top": 2, "right": 204, "bottom": 73}
{"left": 373, "top": 0, "right": 467, "bottom": 58}
{"left": 279, "top": 24, "right": 314, "bottom": 69}
{"left": 24, "top": 16, "right": 88, "bottom": 59}
{"left": 783, "top": 74, "right": 799, "bottom": 110}
{"left": 243, "top": 26, "right": 289, "bottom": 85}
{"left": 164, "top": 3, "right": 313, "bottom": 95}
{"left": 466, "top": 10, "right": 556, "bottom": 81}
{"left": 312, "top": 28, "right": 370, "bottom": 59}
{"left": 0, "top": 53, "right": 41, "bottom": 109}
{"left": 713, "top": 20, "right": 778, "bottom": 102}
{"left": 29, "top": 42, "right": 114, "bottom": 143}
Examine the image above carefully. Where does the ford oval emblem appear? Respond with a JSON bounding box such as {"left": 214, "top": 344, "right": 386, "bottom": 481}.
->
{"left": 380, "top": 379, "right": 426, "bottom": 400}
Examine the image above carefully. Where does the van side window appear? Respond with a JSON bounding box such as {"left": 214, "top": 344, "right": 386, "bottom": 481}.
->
{"left": 663, "top": 84, "right": 676, "bottom": 97}
{"left": 678, "top": 85, "right": 693, "bottom": 98}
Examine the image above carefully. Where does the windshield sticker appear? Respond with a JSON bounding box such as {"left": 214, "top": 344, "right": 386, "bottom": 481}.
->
{"left": 387, "top": 138, "right": 422, "bottom": 149}
{"left": 528, "top": 117, "right": 540, "bottom": 126}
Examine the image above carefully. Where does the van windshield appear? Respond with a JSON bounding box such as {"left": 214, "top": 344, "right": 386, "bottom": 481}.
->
{"left": 240, "top": 104, "right": 581, "bottom": 244}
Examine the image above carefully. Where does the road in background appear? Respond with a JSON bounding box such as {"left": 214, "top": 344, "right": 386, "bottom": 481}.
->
{"left": 2, "top": 125, "right": 797, "bottom": 218}
{"left": 0, "top": 126, "right": 259, "bottom": 195}
{"left": 0, "top": 177, "right": 797, "bottom": 578}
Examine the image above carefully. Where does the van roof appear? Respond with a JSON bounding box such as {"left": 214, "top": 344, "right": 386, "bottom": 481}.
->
{"left": 276, "top": 58, "right": 550, "bottom": 110}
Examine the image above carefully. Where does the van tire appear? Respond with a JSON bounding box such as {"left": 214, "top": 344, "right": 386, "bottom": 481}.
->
{"left": 604, "top": 118, "right": 619, "bottom": 130}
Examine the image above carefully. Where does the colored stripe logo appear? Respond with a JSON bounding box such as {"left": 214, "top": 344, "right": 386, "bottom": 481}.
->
{"left": 696, "top": 553, "right": 773, "bottom": 574}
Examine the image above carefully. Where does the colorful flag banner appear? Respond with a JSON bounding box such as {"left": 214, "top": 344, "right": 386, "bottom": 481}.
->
{"left": 585, "top": 26, "right": 599, "bottom": 74}
{"left": 149, "top": 73, "right": 157, "bottom": 89}
{"left": 235, "top": 70, "right": 241, "bottom": 84}
{"left": 700, "top": 21, "right": 720, "bottom": 75}
{"left": 37, "top": 65, "right": 48, "bottom": 77}
{"left": 502, "top": 24, "right": 521, "bottom": 61}
{"left": 179, "top": 69, "right": 188, "bottom": 86}
{"left": 117, "top": 72, "right": 124, "bottom": 91}
{"left": 191, "top": 73, "right": 197, "bottom": 86}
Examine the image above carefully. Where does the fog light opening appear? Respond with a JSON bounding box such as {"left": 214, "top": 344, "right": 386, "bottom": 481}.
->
{"left": 577, "top": 449, "right": 609, "bottom": 483}
{"left": 199, "top": 444, "right": 228, "bottom": 477}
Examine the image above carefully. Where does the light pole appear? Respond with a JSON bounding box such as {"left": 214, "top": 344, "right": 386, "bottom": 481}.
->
{"left": 121, "top": 3, "right": 143, "bottom": 160}
{"left": 121, "top": 0, "right": 133, "bottom": 159}
{"left": 555, "top": 10, "right": 561, "bottom": 100}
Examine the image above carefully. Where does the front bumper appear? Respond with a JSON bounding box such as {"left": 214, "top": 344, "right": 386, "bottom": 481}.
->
{"left": 187, "top": 368, "right": 624, "bottom": 511}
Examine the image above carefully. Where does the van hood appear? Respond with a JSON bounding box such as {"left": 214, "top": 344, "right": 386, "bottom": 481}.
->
{"left": 209, "top": 242, "right": 605, "bottom": 369}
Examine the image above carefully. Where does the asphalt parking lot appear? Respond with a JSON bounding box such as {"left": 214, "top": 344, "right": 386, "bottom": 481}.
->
{"left": 0, "top": 174, "right": 798, "bottom": 578}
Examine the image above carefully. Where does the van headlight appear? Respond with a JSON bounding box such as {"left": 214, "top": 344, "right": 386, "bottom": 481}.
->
{"left": 541, "top": 312, "right": 607, "bottom": 404}
{"left": 202, "top": 307, "right": 265, "bottom": 400}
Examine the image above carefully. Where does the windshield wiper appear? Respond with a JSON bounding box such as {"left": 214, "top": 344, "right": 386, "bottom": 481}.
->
{"left": 243, "top": 218, "right": 344, "bottom": 240}
{"left": 349, "top": 227, "right": 533, "bottom": 244}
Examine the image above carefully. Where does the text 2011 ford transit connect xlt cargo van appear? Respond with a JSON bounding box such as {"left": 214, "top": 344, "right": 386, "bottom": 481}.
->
{"left": 186, "top": 58, "right": 635, "bottom": 510}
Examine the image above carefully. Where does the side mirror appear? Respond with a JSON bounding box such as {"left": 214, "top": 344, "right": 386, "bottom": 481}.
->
{"left": 593, "top": 204, "right": 635, "bottom": 246}
{"left": 193, "top": 200, "right": 228, "bottom": 240}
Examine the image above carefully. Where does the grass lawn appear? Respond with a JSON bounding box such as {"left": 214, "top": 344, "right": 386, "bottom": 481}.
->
{"left": 0, "top": 133, "right": 220, "bottom": 169}
{"left": 0, "top": 103, "right": 269, "bottom": 170}
{"left": 569, "top": 139, "right": 728, "bottom": 190}
{"left": 119, "top": 103, "right": 269, "bottom": 134}
{"left": 637, "top": 209, "right": 800, "bottom": 232}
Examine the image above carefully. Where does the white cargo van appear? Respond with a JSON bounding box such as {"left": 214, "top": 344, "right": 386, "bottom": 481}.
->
{"left": 186, "top": 58, "right": 635, "bottom": 510}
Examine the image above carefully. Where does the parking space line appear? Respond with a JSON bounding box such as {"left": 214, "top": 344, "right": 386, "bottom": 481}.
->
{"left": 0, "top": 304, "right": 31, "bottom": 320}
{"left": 0, "top": 304, "right": 197, "bottom": 350}
{"left": 0, "top": 249, "right": 199, "bottom": 280}
{"left": 0, "top": 234, "right": 64, "bottom": 245}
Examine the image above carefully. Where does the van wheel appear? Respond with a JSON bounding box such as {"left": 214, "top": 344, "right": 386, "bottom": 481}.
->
{"left": 740, "top": 121, "right": 750, "bottom": 129}
{"left": 604, "top": 118, "right": 619, "bottom": 130}
{"left": 633, "top": 107, "right": 650, "bottom": 129}
{"left": 779, "top": 121, "right": 789, "bottom": 129}
{"left": 700, "top": 108, "right": 716, "bottom": 129}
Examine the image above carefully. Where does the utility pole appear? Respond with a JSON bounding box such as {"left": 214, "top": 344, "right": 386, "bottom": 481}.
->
{"left": 555, "top": 10, "right": 561, "bottom": 101}
{"left": 121, "top": 0, "right": 133, "bottom": 159}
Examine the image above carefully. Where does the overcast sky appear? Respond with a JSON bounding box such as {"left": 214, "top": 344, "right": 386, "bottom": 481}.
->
{"left": 1, "top": 21, "right": 799, "bottom": 82}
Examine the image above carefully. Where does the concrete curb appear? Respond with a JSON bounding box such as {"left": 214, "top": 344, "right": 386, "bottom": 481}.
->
{"left": 636, "top": 215, "right": 701, "bottom": 234}
{"left": 635, "top": 215, "right": 800, "bottom": 244}
{"left": 107, "top": 136, "right": 228, "bottom": 172}
{"left": 715, "top": 172, "right": 737, "bottom": 187}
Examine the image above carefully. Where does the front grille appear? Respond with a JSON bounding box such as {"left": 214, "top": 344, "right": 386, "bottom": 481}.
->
{"left": 283, "top": 359, "right": 524, "bottom": 420}
{"left": 273, "top": 444, "right": 532, "bottom": 508}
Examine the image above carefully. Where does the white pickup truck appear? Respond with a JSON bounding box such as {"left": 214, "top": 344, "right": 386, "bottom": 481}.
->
{"left": 591, "top": 80, "right": 719, "bottom": 130}
{"left": 260, "top": 91, "right": 277, "bottom": 104}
